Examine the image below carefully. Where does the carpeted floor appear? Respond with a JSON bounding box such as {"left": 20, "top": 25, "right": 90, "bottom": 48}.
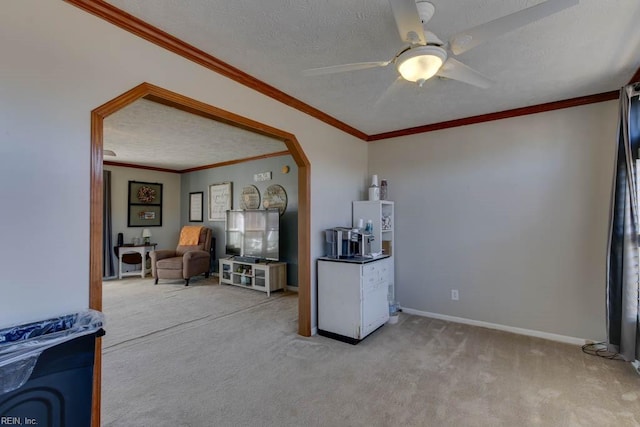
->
{"left": 102, "top": 277, "right": 640, "bottom": 426}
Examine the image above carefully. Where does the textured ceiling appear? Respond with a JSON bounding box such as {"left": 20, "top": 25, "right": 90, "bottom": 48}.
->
{"left": 104, "top": 99, "right": 287, "bottom": 170}
{"left": 104, "top": 0, "right": 640, "bottom": 136}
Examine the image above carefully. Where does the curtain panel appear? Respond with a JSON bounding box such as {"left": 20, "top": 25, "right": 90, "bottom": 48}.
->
{"left": 103, "top": 170, "right": 115, "bottom": 278}
{"left": 607, "top": 83, "right": 640, "bottom": 361}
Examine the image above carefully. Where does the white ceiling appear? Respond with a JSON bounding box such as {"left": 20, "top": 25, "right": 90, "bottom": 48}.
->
{"left": 104, "top": 0, "right": 640, "bottom": 136}
{"left": 104, "top": 99, "right": 287, "bottom": 171}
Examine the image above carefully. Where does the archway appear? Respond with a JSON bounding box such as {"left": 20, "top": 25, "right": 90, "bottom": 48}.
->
{"left": 89, "top": 82, "right": 311, "bottom": 425}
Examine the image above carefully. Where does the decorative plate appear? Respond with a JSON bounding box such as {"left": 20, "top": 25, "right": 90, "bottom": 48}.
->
{"left": 263, "top": 184, "right": 287, "bottom": 215}
{"left": 240, "top": 185, "right": 261, "bottom": 209}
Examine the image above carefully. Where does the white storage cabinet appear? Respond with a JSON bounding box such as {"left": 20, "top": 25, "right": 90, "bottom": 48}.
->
{"left": 317, "top": 256, "right": 390, "bottom": 344}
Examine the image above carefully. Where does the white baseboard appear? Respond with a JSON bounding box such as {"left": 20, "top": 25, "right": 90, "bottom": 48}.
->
{"left": 311, "top": 326, "right": 318, "bottom": 336}
{"left": 401, "top": 307, "right": 589, "bottom": 346}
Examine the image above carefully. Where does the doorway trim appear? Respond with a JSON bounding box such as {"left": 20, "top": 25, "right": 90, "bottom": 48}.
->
{"left": 90, "top": 82, "right": 311, "bottom": 426}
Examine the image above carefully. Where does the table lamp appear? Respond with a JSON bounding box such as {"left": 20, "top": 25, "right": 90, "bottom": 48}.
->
{"left": 142, "top": 228, "right": 152, "bottom": 244}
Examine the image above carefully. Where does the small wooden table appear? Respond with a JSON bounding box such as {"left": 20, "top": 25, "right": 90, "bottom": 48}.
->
{"left": 117, "top": 243, "right": 157, "bottom": 279}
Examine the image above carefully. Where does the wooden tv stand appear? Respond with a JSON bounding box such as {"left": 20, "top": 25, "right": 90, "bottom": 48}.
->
{"left": 219, "top": 258, "right": 286, "bottom": 296}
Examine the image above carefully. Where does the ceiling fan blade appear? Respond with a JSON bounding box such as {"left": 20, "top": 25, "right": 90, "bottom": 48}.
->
{"left": 303, "top": 61, "right": 391, "bottom": 76}
{"left": 449, "top": 0, "right": 578, "bottom": 55}
{"left": 436, "top": 58, "right": 494, "bottom": 89}
{"left": 388, "top": 0, "right": 426, "bottom": 45}
{"left": 373, "top": 76, "right": 406, "bottom": 109}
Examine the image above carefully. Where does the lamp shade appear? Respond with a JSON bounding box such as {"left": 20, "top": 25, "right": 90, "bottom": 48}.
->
{"left": 396, "top": 45, "right": 447, "bottom": 84}
{"left": 142, "top": 229, "right": 152, "bottom": 238}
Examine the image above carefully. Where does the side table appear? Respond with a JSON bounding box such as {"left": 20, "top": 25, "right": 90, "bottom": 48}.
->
{"left": 116, "top": 243, "right": 157, "bottom": 279}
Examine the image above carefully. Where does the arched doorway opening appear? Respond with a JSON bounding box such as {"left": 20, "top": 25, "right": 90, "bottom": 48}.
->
{"left": 89, "top": 82, "right": 311, "bottom": 425}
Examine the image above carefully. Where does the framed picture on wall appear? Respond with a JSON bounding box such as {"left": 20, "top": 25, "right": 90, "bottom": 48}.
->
{"left": 208, "top": 182, "right": 232, "bottom": 221}
{"left": 128, "top": 181, "right": 163, "bottom": 227}
{"left": 189, "top": 191, "right": 204, "bottom": 222}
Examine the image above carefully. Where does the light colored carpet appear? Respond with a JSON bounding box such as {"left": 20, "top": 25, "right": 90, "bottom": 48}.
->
{"left": 102, "top": 277, "right": 640, "bottom": 426}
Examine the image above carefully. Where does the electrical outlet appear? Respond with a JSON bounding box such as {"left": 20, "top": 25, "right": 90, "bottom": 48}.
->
{"left": 451, "top": 289, "right": 459, "bottom": 301}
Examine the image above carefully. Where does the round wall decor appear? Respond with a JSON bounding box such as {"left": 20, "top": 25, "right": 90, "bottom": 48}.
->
{"left": 240, "top": 185, "right": 261, "bottom": 209}
{"left": 263, "top": 184, "right": 287, "bottom": 215}
{"left": 137, "top": 185, "right": 156, "bottom": 203}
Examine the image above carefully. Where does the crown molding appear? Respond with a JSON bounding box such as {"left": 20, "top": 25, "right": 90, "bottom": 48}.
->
{"left": 103, "top": 160, "right": 178, "bottom": 173}
{"left": 66, "top": 0, "right": 638, "bottom": 143}
{"left": 179, "top": 150, "right": 290, "bottom": 173}
{"left": 64, "top": 0, "right": 368, "bottom": 141}
{"left": 104, "top": 150, "right": 290, "bottom": 174}
{"left": 367, "top": 90, "right": 620, "bottom": 141}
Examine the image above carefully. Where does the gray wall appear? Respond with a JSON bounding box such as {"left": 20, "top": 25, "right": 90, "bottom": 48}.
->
{"left": 103, "top": 166, "right": 182, "bottom": 275}
{"left": 5, "top": 0, "right": 618, "bottom": 342}
{"left": 368, "top": 101, "right": 617, "bottom": 340}
{"left": 181, "top": 155, "right": 299, "bottom": 286}
{"left": 0, "top": 1, "right": 367, "bottom": 329}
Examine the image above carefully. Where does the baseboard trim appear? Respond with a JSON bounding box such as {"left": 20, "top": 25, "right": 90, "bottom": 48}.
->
{"left": 401, "top": 307, "right": 589, "bottom": 346}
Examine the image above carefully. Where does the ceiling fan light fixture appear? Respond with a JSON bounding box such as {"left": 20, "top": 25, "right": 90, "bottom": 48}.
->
{"left": 396, "top": 45, "right": 446, "bottom": 84}
{"left": 416, "top": 1, "right": 435, "bottom": 24}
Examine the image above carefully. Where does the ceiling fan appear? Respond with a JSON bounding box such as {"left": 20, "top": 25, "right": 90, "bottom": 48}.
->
{"left": 304, "top": 0, "right": 578, "bottom": 89}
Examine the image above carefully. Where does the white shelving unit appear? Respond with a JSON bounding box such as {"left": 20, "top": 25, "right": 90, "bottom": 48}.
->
{"left": 219, "top": 258, "right": 286, "bottom": 296}
{"left": 353, "top": 200, "right": 395, "bottom": 303}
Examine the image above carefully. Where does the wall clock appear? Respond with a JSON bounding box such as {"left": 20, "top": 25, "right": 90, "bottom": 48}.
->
{"left": 262, "top": 184, "right": 287, "bottom": 215}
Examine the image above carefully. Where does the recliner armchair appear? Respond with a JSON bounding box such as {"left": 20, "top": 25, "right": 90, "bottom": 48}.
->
{"left": 151, "top": 226, "right": 212, "bottom": 286}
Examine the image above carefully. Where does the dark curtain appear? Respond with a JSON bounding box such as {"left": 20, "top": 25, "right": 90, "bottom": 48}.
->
{"left": 103, "top": 170, "right": 116, "bottom": 278}
{"left": 607, "top": 83, "right": 640, "bottom": 361}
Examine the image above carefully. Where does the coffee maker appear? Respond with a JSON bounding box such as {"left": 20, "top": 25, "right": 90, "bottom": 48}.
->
{"left": 325, "top": 227, "right": 374, "bottom": 258}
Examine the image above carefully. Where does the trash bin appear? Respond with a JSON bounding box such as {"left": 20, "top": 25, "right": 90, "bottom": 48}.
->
{"left": 0, "top": 310, "right": 104, "bottom": 426}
